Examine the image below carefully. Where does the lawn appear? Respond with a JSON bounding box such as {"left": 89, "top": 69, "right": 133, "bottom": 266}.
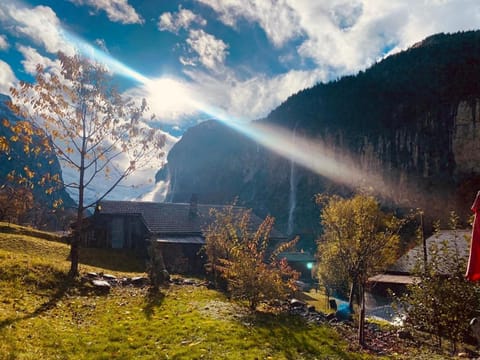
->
{"left": 0, "top": 223, "right": 454, "bottom": 359}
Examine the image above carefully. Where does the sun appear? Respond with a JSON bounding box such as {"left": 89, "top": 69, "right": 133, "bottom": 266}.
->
{"left": 145, "top": 77, "right": 196, "bottom": 120}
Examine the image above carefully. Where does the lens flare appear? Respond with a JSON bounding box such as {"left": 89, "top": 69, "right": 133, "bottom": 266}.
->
{"left": 63, "top": 30, "right": 151, "bottom": 85}
{"left": 188, "top": 100, "right": 388, "bottom": 197}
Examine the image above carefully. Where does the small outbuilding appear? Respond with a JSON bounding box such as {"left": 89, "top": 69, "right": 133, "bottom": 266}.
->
{"left": 368, "top": 229, "right": 470, "bottom": 295}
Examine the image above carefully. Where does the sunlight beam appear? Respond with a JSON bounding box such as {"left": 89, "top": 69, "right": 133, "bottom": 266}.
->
{"left": 63, "top": 30, "right": 151, "bottom": 85}
{"left": 189, "top": 100, "right": 388, "bottom": 197}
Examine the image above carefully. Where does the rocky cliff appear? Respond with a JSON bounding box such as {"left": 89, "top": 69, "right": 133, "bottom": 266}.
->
{"left": 157, "top": 31, "right": 480, "bottom": 248}
{"left": 0, "top": 94, "right": 76, "bottom": 228}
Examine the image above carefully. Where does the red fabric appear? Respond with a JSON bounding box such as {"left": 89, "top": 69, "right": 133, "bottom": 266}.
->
{"left": 466, "top": 191, "right": 480, "bottom": 281}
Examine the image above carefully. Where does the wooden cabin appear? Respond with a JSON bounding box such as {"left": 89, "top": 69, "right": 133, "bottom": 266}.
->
{"left": 84, "top": 199, "right": 286, "bottom": 274}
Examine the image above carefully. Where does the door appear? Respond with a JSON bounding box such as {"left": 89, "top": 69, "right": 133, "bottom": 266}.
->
{"left": 111, "top": 217, "right": 124, "bottom": 248}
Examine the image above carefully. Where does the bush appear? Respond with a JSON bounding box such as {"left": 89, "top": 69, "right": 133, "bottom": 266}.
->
{"left": 203, "top": 206, "right": 299, "bottom": 310}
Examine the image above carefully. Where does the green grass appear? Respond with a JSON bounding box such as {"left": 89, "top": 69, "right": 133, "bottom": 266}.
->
{"left": 0, "top": 223, "right": 455, "bottom": 359}
{"left": 300, "top": 289, "right": 336, "bottom": 314}
{"left": 0, "top": 222, "right": 63, "bottom": 242}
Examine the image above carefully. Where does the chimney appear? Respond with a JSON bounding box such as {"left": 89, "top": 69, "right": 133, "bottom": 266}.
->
{"left": 189, "top": 193, "right": 198, "bottom": 217}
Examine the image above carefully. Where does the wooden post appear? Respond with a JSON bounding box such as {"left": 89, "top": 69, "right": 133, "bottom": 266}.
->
{"left": 358, "top": 283, "right": 365, "bottom": 346}
{"left": 420, "top": 211, "right": 427, "bottom": 272}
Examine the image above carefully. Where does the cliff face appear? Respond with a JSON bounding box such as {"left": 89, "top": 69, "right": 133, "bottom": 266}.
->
{"left": 0, "top": 94, "right": 76, "bottom": 228}
{"left": 453, "top": 100, "right": 480, "bottom": 174}
{"left": 158, "top": 31, "right": 480, "bottom": 247}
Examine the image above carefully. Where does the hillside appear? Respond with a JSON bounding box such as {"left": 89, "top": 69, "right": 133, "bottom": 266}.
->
{"left": 0, "top": 223, "right": 378, "bottom": 359}
{"left": 158, "top": 31, "right": 480, "bottom": 246}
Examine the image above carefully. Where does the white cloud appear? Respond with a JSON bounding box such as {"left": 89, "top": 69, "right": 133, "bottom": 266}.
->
{"left": 16, "top": 45, "right": 60, "bottom": 75}
{"left": 314, "top": 0, "right": 480, "bottom": 71}
{"left": 186, "top": 29, "right": 229, "bottom": 70}
{"left": 0, "top": 60, "right": 17, "bottom": 95}
{"left": 127, "top": 65, "right": 326, "bottom": 126}
{"left": 0, "top": 35, "right": 9, "bottom": 50}
{"left": 95, "top": 38, "right": 109, "bottom": 53}
{"left": 183, "top": 68, "right": 327, "bottom": 121}
{"left": 158, "top": 8, "right": 206, "bottom": 33}
{"left": 126, "top": 77, "right": 199, "bottom": 124}
{"left": 179, "top": 56, "right": 197, "bottom": 67}
{"left": 195, "top": 0, "right": 301, "bottom": 47}
{"left": 69, "top": 0, "right": 143, "bottom": 24}
{"left": 0, "top": 4, "right": 75, "bottom": 55}
{"left": 196, "top": 0, "right": 480, "bottom": 74}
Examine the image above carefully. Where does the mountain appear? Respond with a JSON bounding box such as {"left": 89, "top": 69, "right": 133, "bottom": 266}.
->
{"left": 160, "top": 31, "right": 480, "bottom": 248}
{"left": 0, "top": 94, "right": 76, "bottom": 229}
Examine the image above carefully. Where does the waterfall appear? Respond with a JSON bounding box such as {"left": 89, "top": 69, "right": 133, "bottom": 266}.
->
{"left": 287, "top": 123, "right": 298, "bottom": 236}
{"left": 167, "top": 167, "right": 177, "bottom": 203}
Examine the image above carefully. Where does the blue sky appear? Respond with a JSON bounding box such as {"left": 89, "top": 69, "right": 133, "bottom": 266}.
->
{"left": 1, "top": 0, "right": 480, "bottom": 201}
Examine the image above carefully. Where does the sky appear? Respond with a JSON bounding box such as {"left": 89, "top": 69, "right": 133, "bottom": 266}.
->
{"left": 1, "top": 0, "right": 480, "bottom": 202}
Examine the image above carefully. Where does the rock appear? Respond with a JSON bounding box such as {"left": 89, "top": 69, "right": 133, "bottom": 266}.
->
{"left": 295, "top": 280, "right": 307, "bottom": 291}
{"left": 471, "top": 317, "right": 480, "bottom": 345}
{"left": 91, "top": 279, "right": 111, "bottom": 289}
{"left": 326, "top": 313, "right": 336, "bottom": 321}
{"left": 86, "top": 272, "right": 98, "bottom": 278}
{"left": 102, "top": 273, "right": 117, "bottom": 280}
{"left": 307, "top": 305, "right": 316, "bottom": 312}
{"left": 131, "top": 276, "right": 148, "bottom": 286}
{"left": 289, "top": 298, "right": 306, "bottom": 308}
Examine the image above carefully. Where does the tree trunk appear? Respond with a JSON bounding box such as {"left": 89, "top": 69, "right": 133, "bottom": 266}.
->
{"left": 68, "top": 204, "right": 83, "bottom": 277}
{"left": 69, "top": 195, "right": 83, "bottom": 277}
{"left": 358, "top": 282, "right": 366, "bottom": 347}
{"left": 348, "top": 280, "right": 357, "bottom": 312}
{"left": 69, "top": 135, "right": 86, "bottom": 278}
{"left": 68, "top": 233, "right": 80, "bottom": 277}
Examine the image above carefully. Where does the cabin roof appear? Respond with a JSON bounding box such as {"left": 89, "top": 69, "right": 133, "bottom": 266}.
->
{"left": 154, "top": 236, "right": 205, "bottom": 245}
{"left": 94, "top": 200, "right": 286, "bottom": 239}
{"left": 279, "top": 252, "right": 315, "bottom": 262}
{"left": 388, "top": 229, "right": 471, "bottom": 274}
{"left": 368, "top": 274, "right": 419, "bottom": 285}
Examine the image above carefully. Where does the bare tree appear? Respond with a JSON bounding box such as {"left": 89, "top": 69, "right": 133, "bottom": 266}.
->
{"left": 8, "top": 52, "right": 165, "bottom": 276}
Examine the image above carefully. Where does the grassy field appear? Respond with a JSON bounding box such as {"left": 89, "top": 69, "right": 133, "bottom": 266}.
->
{"left": 0, "top": 223, "right": 455, "bottom": 359}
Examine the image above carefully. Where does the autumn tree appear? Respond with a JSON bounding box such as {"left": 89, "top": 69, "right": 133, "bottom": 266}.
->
{"left": 398, "top": 214, "right": 479, "bottom": 353}
{"left": 316, "top": 194, "right": 403, "bottom": 345}
{"left": 0, "top": 184, "right": 34, "bottom": 223}
{"left": 8, "top": 52, "right": 165, "bottom": 277}
{"left": 0, "top": 102, "right": 67, "bottom": 221}
{"left": 203, "top": 206, "right": 299, "bottom": 310}
{"left": 202, "top": 205, "right": 241, "bottom": 288}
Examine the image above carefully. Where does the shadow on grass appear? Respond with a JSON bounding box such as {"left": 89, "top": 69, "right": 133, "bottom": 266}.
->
{"left": 0, "top": 276, "right": 110, "bottom": 330}
{"left": 0, "top": 276, "right": 71, "bottom": 330}
{"left": 246, "top": 311, "right": 359, "bottom": 359}
{"left": 142, "top": 287, "right": 165, "bottom": 320}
